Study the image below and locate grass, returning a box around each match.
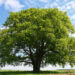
[0,70,75,75]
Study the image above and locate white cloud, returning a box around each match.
[69,33,75,37]
[58,1,75,11]
[45,1,59,9]
[56,1,75,22]
[0,0,24,11]
[57,1,75,21]
[64,0,68,2]
[50,2,58,8]
[24,0,34,8]
[71,15,75,20]
[39,0,49,3]
[24,0,40,8]
[0,26,7,30]
[71,34,75,37]
[43,0,75,12]
[0,0,3,5]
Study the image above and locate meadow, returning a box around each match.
[0,70,75,75]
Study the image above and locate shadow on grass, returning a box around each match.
[0,70,73,75]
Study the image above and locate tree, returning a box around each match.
[0,8,75,72]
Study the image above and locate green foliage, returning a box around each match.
[0,8,75,72]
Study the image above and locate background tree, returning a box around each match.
[0,8,75,72]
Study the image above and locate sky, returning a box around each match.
[0,0,75,70]
[0,0,75,26]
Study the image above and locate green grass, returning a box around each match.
[0,70,75,75]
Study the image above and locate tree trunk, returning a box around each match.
[30,48,45,73]
[32,51,45,72]
[33,61,41,73]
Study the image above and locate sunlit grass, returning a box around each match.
[0,70,75,75]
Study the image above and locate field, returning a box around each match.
[0,70,75,75]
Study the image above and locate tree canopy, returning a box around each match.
[0,8,75,72]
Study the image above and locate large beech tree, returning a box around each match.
[0,8,75,72]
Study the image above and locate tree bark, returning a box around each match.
[32,51,45,72]
[29,47,45,73]
[33,61,41,73]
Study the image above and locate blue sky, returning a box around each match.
[0,0,75,27]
